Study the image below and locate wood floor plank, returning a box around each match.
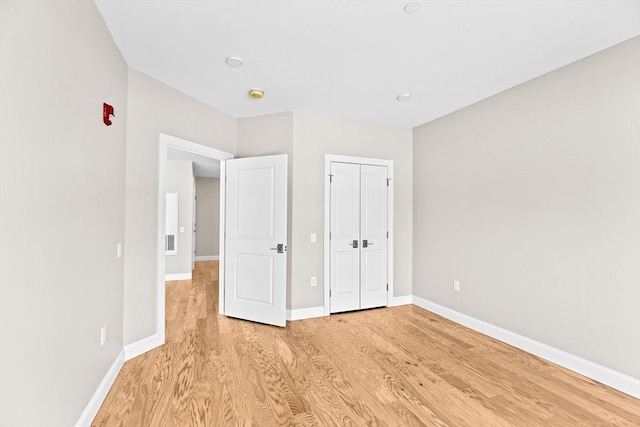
[92,261,640,426]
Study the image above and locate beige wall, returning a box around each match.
[237,112,294,157]
[165,161,194,274]
[0,1,128,425]
[124,69,236,345]
[292,112,413,309]
[413,37,640,378]
[195,177,220,257]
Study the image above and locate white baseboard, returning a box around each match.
[75,349,125,427]
[287,306,326,321]
[390,295,413,306]
[165,272,192,281]
[195,255,219,261]
[124,333,160,361]
[411,296,640,399]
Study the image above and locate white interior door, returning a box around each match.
[224,154,287,327]
[330,162,361,313]
[360,165,388,309]
[330,162,388,313]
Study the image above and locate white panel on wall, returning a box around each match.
[165,193,178,255]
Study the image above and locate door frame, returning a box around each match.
[157,133,233,343]
[323,154,394,316]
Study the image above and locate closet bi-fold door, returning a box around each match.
[330,162,388,313]
[360,165,388,309]
[330,162,361,313]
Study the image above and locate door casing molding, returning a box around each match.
[323,154,394,316]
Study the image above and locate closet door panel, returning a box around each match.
[360,165,388,309]
[330,162,361,313]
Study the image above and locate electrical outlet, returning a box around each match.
[310,276,317,287]
[100,325,106,346]
[453,280,460,292]
[117,242,122,258]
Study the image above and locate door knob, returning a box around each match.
[350,240,358,248]
[270,244,284,253]
[363,240,374,248]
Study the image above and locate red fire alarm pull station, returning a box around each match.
[103,103,114,126]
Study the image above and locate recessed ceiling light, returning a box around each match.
[396,93,412,102]
[249,88,264,99]
[404,2,420,14]
[226,56,243,67]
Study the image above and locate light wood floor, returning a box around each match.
[93,261,639,426]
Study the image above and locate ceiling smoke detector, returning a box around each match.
[396,93,412,102]
[226,56,243,67]
[404,2,420,14]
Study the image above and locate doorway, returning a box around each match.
[157,133,233,344]
[323,154,394,315]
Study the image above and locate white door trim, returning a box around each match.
[219,160,227,315]
[323,154,394,316]
[158,133,233,344]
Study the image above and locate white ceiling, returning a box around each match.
[96,0,640,129]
